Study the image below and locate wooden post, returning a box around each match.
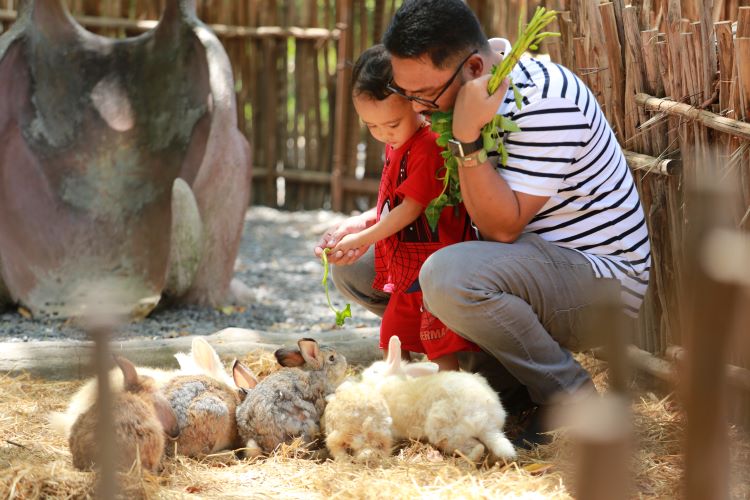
[736,38,750,121]
[715,21,735,116]
[331,0,351,212]
[89,323,118,499]
[737,7,750,37]
[623,6,649,152]
[263,2,279,206]
[700,0,716,105]
[681,182,740,500]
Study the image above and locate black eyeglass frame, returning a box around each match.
[386,49,479,109]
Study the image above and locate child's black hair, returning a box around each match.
[351,44,392,101]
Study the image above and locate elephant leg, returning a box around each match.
[0,261,10,308]
[164,178,204,299]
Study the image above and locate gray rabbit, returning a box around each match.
[232,338,347,457]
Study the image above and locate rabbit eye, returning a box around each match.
[328,355,335,362]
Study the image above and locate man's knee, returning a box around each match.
[420,246,463,293]
[419,246,464,308]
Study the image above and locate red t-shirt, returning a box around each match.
[373,125,474,294]
[374,125,480,359]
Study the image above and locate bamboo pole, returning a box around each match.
[636,93,750,140]
[249,151,678,184]
[331,0,352,212]
[623,150,681,175]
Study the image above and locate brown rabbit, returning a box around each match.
[161,373,253,457]
[68,356,180,472]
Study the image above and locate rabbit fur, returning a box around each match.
[362,336,516,463]
[50,337,236,440]
[68,356,180,472]
[161,373,250,457]
[320,356,436,463]
[321,379,393,463]
[233,338,347,457]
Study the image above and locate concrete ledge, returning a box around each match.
[0,327,381,380]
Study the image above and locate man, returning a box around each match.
[315,0,650,446]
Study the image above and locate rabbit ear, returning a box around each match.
[275,347,305,367]
[113,355,139,388]
[403,362,439,378]
[297,338,323,369]
[383,336,403,377]
[190,337,222,374]
[232,360,259,389]
[152,392,180,439]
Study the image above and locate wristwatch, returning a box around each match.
[447,138,483,158]
[447,138,488,168]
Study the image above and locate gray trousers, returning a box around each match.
[331,233,618,406]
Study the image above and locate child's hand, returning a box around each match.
[332,233,362,254]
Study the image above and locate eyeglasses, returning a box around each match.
[386,49,479,109]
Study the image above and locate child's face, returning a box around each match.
[353,94,422,150]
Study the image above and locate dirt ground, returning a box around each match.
[0,207,380,342]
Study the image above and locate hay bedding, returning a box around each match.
[1,207,749,497]
[2,353,750,499]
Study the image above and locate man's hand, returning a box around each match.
[452,74,510,143]
[313,209,375,265]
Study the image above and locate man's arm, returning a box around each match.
[451,73,549,242]
[458,165,549,242]
[332,197,423,253]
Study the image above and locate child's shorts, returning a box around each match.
[419,307,481,360]
[379,290,424,354]
[380,290,481,360]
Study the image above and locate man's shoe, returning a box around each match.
[510,404,552,450]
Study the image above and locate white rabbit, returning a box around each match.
[362,336,517,463]
[322,379,393,463]
[321,353,437,463]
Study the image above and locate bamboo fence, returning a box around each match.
[1,1,749,422]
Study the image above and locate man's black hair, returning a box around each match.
[351,44,392,101]
[383,0,489,68]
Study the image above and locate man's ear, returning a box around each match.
[465,53,485,78]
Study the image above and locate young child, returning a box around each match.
[332,44,479,371]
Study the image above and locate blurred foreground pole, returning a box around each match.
[682,175,742,500]
[91,321,118,499]
[575,280,633,500]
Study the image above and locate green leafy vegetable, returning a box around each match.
[321,248,352,327]
[425,7,560,231]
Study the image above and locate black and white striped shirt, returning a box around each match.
[495,57,650,316]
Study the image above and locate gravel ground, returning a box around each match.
[0,207,380,342]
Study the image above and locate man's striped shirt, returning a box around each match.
[493,56,650,316]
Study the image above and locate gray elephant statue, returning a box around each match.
[0,0,252,318]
